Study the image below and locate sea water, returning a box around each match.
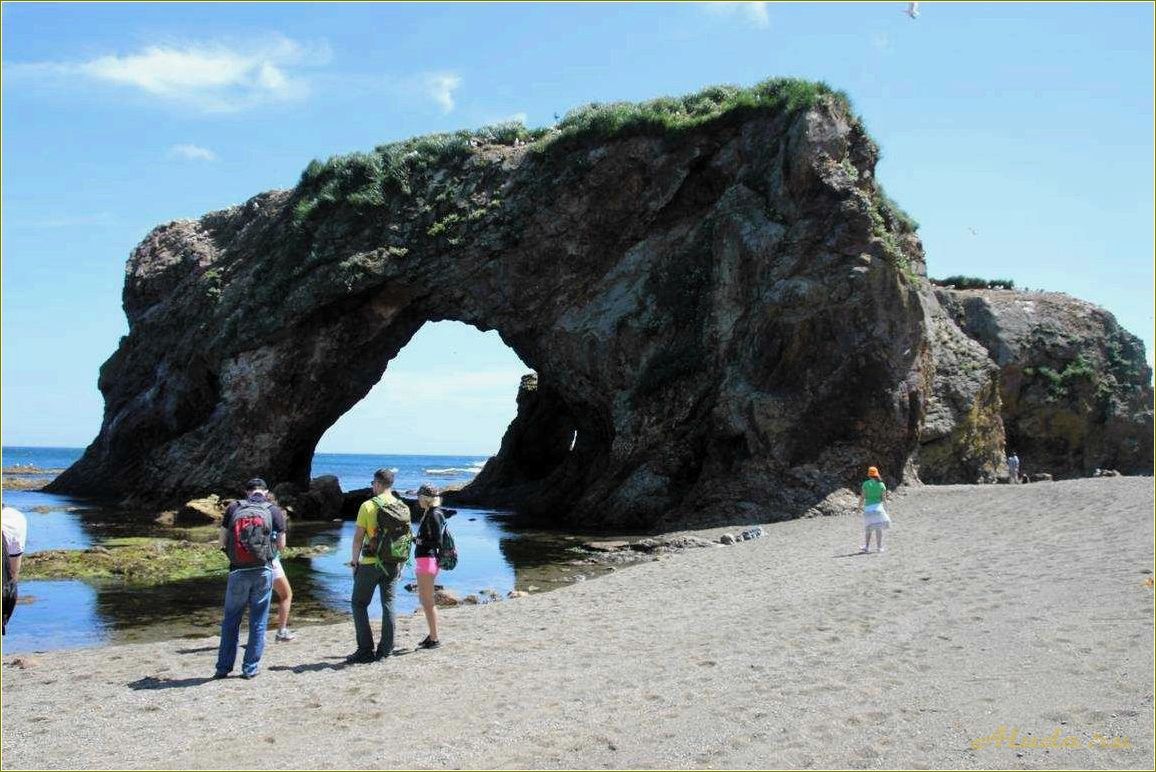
[1,447,594,653]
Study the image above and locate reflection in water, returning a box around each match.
[4,581,105,652]
[1,502,615,653]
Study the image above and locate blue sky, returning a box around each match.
[2,1,1153,455]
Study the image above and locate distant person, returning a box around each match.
[347,468,412,664]
[858,466,891,554]
[264,491,295,642]
[1007,452,1020,484]
[214,478,286,680]
[2,505,28,635]
[413,484,448,650]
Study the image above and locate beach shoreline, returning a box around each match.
[2,477,1152,770]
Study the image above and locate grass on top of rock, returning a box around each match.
[289,78,853,229]
[931,276,1016,290]
[291,121,548,227]
[541,77,851,154]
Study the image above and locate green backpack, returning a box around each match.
[363,495,413,565]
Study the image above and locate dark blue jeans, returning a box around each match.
[215,567,273,677]
[351,562,400,657]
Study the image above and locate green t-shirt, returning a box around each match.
[861,479,886,506]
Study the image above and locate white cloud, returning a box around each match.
[422,72,462,113]
[8,35,328,112]
[704,2,770,29]
[168,143,218,162]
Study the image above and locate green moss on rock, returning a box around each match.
[24,539,330,586]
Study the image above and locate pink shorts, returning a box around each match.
[415,557,439,576]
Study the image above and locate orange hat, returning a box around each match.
[867,466,880,478]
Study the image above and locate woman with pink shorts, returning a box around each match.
[413,484,447,650]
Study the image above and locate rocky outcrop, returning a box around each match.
[915,298,1007,483]
[451,374,577,507]
[936,289,1153,478]
[45,79,1149,529]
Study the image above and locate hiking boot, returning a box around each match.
[345,650,375,665]
[418,638,441,650]
[275,628,296,642]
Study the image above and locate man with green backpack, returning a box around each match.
[347,468,413,664]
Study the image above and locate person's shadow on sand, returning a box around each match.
[269,649,416,674]
[174,645,217,654]
[833,551,874,558]
[128,675,217,690]
[269,661,348,674]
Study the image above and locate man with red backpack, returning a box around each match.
[214,477,286,680]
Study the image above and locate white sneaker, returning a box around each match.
[275,628,296,642]
[877,547,886,553]
[859,546,870,554]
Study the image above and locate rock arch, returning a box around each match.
[50,83,1009,528]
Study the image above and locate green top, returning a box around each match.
[861,479,886,506]
[355,493,402,566]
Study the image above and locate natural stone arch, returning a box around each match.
[50,81,1007,528]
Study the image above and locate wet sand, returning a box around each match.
[2,477,1152,770]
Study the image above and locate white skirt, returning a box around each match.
[863,503,891,528]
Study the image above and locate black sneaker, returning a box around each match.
[418,638,441,650]
[345,650,375,665]
[374,649,391,661]
[212,671,229,679]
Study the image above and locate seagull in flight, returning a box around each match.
[968,227,979,236]
[905,2,920,19]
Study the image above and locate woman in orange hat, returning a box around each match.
[858,466,891,553]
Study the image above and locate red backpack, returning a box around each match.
[226,500,274,568]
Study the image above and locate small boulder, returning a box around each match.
[434,589,460,607]
[342,488,372,517]
[289,476,345,520]
[739,527,765,541]
[719,533,737,545]
[662,535,716,550]
[584,540,631,552]
[507,590,529,599]
[463,594,480,605]
[1029,473,1053,483]
[177,495,225,525]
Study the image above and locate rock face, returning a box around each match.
[936,289,1153,478]
[46,80,1150,529]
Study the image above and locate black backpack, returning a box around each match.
[437,522,458,571]
[225,500,274,568]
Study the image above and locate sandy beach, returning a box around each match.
[2,477,1152,770]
